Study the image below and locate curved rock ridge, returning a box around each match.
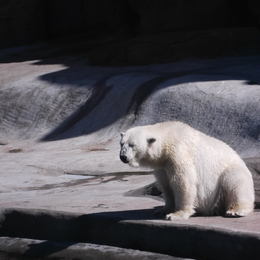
[1,55,259,158]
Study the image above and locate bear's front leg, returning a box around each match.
[166,209,195,221]
[153,169,175,217]
[165,168,196,221]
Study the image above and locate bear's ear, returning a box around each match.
[120,132,125,137]
[147,137,156,144]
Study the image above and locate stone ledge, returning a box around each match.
[0,208,260,260]
[0,237,180,260]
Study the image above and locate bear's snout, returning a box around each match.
[120,154,130,164]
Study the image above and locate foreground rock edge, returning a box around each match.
[0,237,181,260]
[0,208,260,260]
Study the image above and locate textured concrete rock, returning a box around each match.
[0,237,181,260]
[0,52,260,161]
[245,157,260,206]
[245,157,260,176]
[0,207,260,260]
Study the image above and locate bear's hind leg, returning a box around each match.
[221,165,254,217]
[153,169,175,217]
[226,204,253,217]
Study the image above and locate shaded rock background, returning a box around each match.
[1,0,260,47]
[0,1,260,66]
[1,0,260,66]
[1,55,259,156]
[0,53,260,177]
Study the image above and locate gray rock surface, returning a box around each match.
[0,237,183,260]
[1,51,260,157]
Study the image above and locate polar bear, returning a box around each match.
[119,121,254,220]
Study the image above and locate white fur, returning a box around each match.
[120,121,254,220]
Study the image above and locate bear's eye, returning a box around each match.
[129,143,135,148]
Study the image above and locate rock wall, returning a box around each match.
[0,1,260,168]
[129,0,250,33]
[1,53,260,158]
[0,0,259,48]
[0,0,46,48]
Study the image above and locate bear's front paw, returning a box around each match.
[165,210,193,221]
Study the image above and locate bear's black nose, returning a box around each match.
[120,155,129,163]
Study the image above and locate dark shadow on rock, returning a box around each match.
[0,208,192,259]
[1,34,260,147]
[41,76,114,141]
[83,208,160,221]
[39,61,260,141]
[24,240,76,259]
[40,72,182,141]
[1,207,259,260]
[245,157,260,208]
[125,181,163,203]
[0,208,161,242]
[246,80,260,85]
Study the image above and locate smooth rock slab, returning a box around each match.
[0,237,183,260]
[0,208,260,260]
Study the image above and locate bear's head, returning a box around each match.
[119,127,156,167]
